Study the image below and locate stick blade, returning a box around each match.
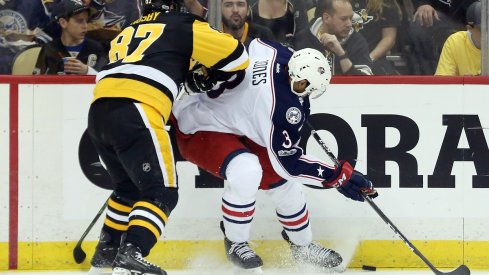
[73,245,86,264]
[442,265,470,275]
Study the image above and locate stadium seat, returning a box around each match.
[11,45,42,75]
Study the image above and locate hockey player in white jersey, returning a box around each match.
[172,38,378,273]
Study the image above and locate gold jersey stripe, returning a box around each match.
[108,198,132,213]
[133,201,168,224]
[191,21,240,69]
[93,77,173,122]
[139,103,177,188]
[104,217,129,231]
[129,219,161,240]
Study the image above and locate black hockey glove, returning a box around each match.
[182,63,240,96]
[182,64,216,95]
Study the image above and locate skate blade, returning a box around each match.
[88,266,111,275]
[329,264,346,273]
[112,267,163,275]
[294,263,346,273]
[233,266,263,275]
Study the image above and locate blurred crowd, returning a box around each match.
[0,0,484,76]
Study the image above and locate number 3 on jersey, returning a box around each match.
[109,23,165,64]
[282,130,292,148]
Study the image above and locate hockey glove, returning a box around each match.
[323,161,378,202]
[337,171,378,201]
[182,64,216,95]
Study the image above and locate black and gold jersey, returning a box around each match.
[93,11,249,122]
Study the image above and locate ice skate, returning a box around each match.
[225,237,264,274]
[221,221,263,274]
[89,231,118,274]
[112,242,167,275]
[282,230,343,271]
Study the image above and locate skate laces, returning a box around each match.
[293,242,338,265]
[134,250,160,268]
[229,242,257,260]
[307,242,333,260]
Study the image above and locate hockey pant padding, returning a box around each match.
[267,181,312,246]
[222,153,262,243]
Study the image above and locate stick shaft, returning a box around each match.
[362,194,439,273]
[73,200,108,263]
[304,120,440,274]
[82,200,107,240]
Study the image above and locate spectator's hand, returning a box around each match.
[63,58,89,75]
[0,0,10,6]
[412,4,439,27]
[319,33,344,56]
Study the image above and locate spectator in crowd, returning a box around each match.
[35,0,108,75]
[351,0,402,75]
[42,0,140,54]
[221,0,274,46]
[0,0,51,74]
[449,0,478,25]
[248,0,309,45]
[435,0,481,76]
[407,0,476,75]
[293,0,373,75]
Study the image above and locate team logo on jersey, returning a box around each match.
[286,107,302,125]
[142,163,151,172]
[352,9,373,32]
[0,9,28,34]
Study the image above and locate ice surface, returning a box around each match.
[0,268,485,275]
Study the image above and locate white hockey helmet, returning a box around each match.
[288,48,331,99]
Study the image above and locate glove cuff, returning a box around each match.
[323,161,353,188]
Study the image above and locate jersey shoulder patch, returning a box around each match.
[285,107,302,125]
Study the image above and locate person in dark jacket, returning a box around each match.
[293,0,373,75]
[248,0,309,46]
[407,0,477,75]
[35,0,107,75]
[222,0,275,47]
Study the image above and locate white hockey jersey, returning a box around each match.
[172,39,336,188]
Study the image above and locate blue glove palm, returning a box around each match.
[337,171,378,202]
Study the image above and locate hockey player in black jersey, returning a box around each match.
[87,0,249,274]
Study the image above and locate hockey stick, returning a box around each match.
[73,200,108,264]
[305,120,470,275]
